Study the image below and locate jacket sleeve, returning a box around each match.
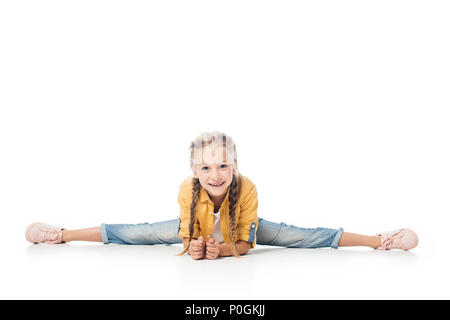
[236,185,259,248]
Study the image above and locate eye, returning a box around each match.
[220,164,228,169]
[201,166,209,170]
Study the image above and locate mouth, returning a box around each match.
[209,181,225,188]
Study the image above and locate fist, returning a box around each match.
[206,237,220,260]
[189,236,206,260]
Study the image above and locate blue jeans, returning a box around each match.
[100,218,344,249]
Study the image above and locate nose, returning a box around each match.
[211,167,220,180]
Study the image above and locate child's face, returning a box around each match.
[191,145,237,200]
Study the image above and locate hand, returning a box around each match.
[189,236,206,260]
[206,238,220,260]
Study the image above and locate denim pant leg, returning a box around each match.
[100,218,183,245]
[256,217,344,249]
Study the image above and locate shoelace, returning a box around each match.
[381,230,403,249]
[40,226,61,242]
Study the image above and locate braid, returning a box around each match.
[228,174,241,258]
[177,177,201,256]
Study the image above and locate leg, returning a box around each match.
[61,218,183,245]
[99,218,183,245]
[338,232,381,248]
[256,217,343,248]
[256,218,381,249]
[62,227,102,242]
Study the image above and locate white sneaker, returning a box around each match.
[25,222,65,244]
[375,228,418,250]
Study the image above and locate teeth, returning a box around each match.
[210,182,223,186]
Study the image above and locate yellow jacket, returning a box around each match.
[177,173,258,248]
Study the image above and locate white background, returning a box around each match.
[1,1,449,299]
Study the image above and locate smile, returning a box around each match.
[209,181,225,187]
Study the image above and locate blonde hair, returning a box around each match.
[177,131,241,258]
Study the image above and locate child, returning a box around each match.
[25,131,418,259]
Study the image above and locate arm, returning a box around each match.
[235,183,259,250]
[178,179,201,243]
[218,240,251,257]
